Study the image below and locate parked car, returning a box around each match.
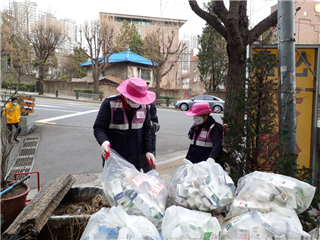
[174,95,225,113]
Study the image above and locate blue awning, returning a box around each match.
[80,49,156,66]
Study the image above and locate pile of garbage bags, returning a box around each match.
[96,151,318,240]
[101,150,168,228]
[80,206,161,240]
[168,159,235,213]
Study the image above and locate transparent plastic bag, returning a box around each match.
[227,171,316,218]
[308,227,320,240]
[221,207,311,240]
[160,205,222,240]
[101,149,168,228]
[168,159,235,213]
[80,206,161,240]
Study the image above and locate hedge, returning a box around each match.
[73,88,104,95]
[1,81,36,92]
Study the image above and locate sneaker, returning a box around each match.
[14,138,19,143]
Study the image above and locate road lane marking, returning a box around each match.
[35,108,79,112]
[36,109,98,122]
[35,121,56,124]
[156,155,186,165]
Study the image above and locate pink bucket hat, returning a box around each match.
[186,102,216,116]
[116,77,156,105]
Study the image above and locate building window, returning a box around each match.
[136,28,142,38]
[140,69,151,80]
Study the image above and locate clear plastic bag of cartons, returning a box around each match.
[160,205,222,240]
[221,207,311,240]
[168,159,236,213]
[226,171,316,218]
[80,206,161,240]
[101,149,168,228]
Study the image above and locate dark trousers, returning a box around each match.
[7,123,21,140]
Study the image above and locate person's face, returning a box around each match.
[126,98,140,108]
[193,114,208,125]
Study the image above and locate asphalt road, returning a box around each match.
[16,97,224,188]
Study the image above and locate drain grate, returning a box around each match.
[6,137,40,181]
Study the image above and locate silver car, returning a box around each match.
[174,95,225,113]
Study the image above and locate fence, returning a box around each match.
[56,90,103,101]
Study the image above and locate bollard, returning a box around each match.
[166,98,170,107]
[76,92,79,100]
[55,90,58,97]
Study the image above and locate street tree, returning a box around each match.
[22,12,66,95]
[197,4,227,91]
[79,18,117,94]
[189,0,277,111]
[115,20,144,56]
[1,3,32,83]
[143,27,186,98]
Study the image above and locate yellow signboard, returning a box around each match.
[253,47,317,168]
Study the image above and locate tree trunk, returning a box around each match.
[224,42,246,112]
[155,69,161,99]
[93,67,99,94]
[38,64,45,95]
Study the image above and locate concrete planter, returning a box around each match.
[20,116,36,136]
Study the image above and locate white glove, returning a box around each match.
[101,141,111,160]
[206,157,215,163]
[146,152,156,169]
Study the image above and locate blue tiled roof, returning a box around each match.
[80,49,156,66]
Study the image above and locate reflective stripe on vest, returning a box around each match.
[190,123,215,148]
[109,99,146,130]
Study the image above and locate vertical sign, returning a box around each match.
[253,46,317,169]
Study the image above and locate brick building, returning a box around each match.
[99,12,186,89]
[271,0,320,44]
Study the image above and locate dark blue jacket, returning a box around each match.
[93,94,152,170]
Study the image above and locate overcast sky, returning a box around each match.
[2,0,279,36]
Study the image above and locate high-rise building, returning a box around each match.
[180,34,199,74]
[11,0,37,31]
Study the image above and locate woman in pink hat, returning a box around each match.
[93,77,157,170]
[185,102,224,166]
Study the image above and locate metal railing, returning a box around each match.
[56,90,103,101]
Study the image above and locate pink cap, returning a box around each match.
[185,102,216,116]
[116,77,156,105]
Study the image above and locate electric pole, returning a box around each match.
[277,0,297,175]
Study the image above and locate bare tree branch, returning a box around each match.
[189,0,228,40]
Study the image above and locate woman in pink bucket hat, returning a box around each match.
[185,102,224,166]
[93,77,157,170]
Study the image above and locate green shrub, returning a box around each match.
[1,81,35,92]
[73,88,104,95]
[60,75,70,81]
[160,95,175,99]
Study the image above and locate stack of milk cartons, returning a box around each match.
[226,171,316,218]
[168,159,235,213]
[101,150,168,228]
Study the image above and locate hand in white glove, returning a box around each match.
[206,157,215,163]
[101,141,111,160]
[146,152,156,169]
